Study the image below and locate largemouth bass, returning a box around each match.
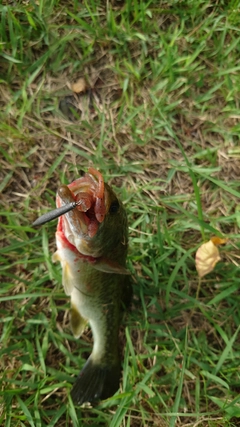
[52,168,131,405]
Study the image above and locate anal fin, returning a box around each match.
[70,303,88,338]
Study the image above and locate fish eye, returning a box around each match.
[109,199,119,214]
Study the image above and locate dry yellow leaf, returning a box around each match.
[195,240,221,278]
[210,236,227,246]
[71,78,87,94]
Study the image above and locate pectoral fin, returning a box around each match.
[93,258,130,275]
[52,250,60,263]
[62,262,75,295]
[52,251,74,295]
[71,303,88,338]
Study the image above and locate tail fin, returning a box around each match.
[71,357,121,405]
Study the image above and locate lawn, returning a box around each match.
[1,1,240,426]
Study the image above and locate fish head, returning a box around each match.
[55,168,128,265]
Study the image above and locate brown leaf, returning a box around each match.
[195,240,221,278]
[71,78,87,94]
[210,236,227,246]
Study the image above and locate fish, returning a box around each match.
[52,167,132,405]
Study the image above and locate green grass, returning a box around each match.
[1,1,240,426]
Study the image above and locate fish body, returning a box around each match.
[52,168,131,405]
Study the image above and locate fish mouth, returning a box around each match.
[56,168,106,256]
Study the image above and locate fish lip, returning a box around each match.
[56,169,105,253]
[62,212,89,246]
[57,188,89,239]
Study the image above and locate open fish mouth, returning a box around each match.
[56,168,106,252]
